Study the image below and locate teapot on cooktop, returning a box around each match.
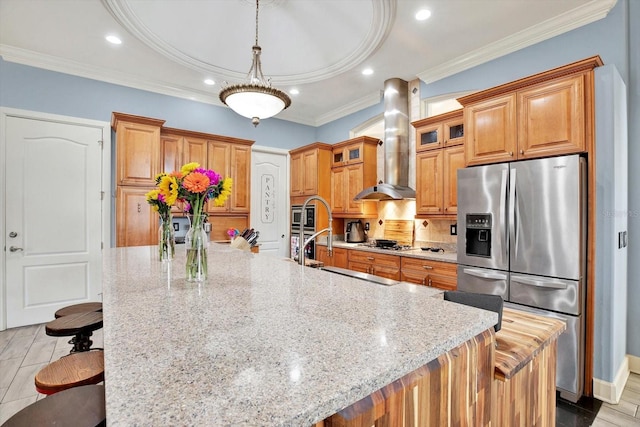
[346,220,366,243]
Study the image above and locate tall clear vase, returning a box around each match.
[185,214,208,282]
[158,213,175,262]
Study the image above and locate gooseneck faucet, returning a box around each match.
[298,195,333,266]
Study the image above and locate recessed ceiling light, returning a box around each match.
[415,9,431,21]
[105,35,122,45]
[362,68,374,76]
[289,88,299,95]
[204,79,215,86]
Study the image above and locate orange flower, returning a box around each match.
[169,171,183,179]
[182,172,210,194]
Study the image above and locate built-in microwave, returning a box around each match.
[291,204,315,230]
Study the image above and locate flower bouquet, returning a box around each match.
[176,162,232,282]
[145,173,179,261]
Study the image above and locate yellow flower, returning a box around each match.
[214,178,232,206]
[154,172,167,184]
[181,162,200,175]
[158,175,179,206]
[145,189,160,202]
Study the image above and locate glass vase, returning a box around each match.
[158,213,175,262]
[185,214,209,282]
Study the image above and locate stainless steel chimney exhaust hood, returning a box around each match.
[355,78,415,200]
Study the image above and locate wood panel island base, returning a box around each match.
[101,245,563,425]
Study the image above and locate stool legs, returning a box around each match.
[70,330,94,353]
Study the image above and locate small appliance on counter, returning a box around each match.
[346,220,366,243]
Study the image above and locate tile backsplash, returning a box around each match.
[344,200,457,249]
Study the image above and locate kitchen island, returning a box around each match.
[101,244,497,425]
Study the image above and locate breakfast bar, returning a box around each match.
[101,244,497,425]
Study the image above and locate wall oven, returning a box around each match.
[291,204,316,260]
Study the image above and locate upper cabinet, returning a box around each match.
[330,136,379,218]
[413,109,464,152]
[206,139,252,214]
[289,143,333,199]
[112,113,165,186]
[412,110,465,218]
[458,57,602,166]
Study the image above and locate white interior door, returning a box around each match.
[250,147,289,257]
[4,114,104,328]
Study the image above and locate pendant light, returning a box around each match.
[219,0,291,126]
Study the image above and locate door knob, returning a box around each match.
[9,232,17,238]
[281,234,285,238]
[9,246,23,252]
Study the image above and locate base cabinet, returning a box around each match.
[316,247,348,269]
[116,186,158,247]
[347,250,400,280]
[400,257,457,290]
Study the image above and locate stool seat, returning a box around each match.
[3,384,105,426]
[46,312,103,353]
[55,302,103,318]
[35,350,104,395]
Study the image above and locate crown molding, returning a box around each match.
[314,90,383,127]
[417,0,617,84]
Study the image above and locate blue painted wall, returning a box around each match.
[0,58,316,150]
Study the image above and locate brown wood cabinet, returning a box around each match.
[113,113,254,246]
[413,109,464,152]
[115,186,158,247]
[316,246,348,269]
[401,257,457,290]
[113,113,165,186]
[330,136,378,218]
[413,111,465,218]
[348,249,400,280]
[289,143,332,198]
[460,69,592,166]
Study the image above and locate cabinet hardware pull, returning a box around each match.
[509,152,514,156]
[428,279,432,286]
[367,257,374,261]
[422,265,433,269]
[520,149,524,154]
[137,203,141,213]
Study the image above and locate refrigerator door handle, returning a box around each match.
[463,268,508,281]
[509,168,517,259]
[511,276,568,290]
[500,169,508,265]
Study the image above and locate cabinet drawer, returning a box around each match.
[401,257,456,276]
[349,250,401,269]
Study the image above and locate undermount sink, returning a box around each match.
[319,266,399,286]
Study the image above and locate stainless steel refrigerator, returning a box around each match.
[457,154,586,402]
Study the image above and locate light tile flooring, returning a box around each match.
[0,323,103,424]
[0,323,639,425]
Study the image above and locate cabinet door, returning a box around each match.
[184,137,208,166]
[400,268,429,286]
[465,94,517,166]
[429,274,457,291]
[416,123,444,152]
[290,152,303,196]
[302,149,319,195]
[230,144,251,213]
[347,260,371,275]
[116,186,157,247]
[332,247,349,269]
[316,246,330,266]
[443,118,464,147]
[443,145,465,215]
[116,121,161,186]
[416,150,443,215]
[331,167,346,213]
[518,74,586,158]
[161,134,183,174]
[345,164,365,214]
[207,141,230,212]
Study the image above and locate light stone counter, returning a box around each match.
[319,240,458,263]
[102,244,496,426]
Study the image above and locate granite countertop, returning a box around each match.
[101,244,495,426]
[319,240,458,263]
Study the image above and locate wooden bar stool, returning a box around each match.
[3,384,105,426]
[35,350,104,395]
[45,311,103,353]
[55,302,103,318]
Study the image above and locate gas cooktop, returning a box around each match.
[357,242,414,251]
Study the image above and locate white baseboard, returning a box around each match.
[593,356,630,403]
[629,354,640,373]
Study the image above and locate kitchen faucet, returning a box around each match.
[298,195,332,266]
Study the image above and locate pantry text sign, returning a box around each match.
[261,174,275,223]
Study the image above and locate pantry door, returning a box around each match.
[250,147,289,257]
[2,110,108,328]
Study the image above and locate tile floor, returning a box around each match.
[1,323,639,425]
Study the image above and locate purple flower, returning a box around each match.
[196,168,221,186]
[158,193,166,203]
[183,202,191,212]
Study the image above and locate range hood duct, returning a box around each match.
[355,78,415,200]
